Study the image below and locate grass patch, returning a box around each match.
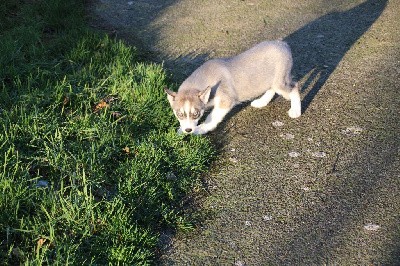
[0,0,214,264]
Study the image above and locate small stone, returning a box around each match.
[166,172,177,180]
[229,157,238,163]
[311,151,327,158]
[245,221,251,226]
[289,151,300,158]
[36,180,49,188]
[263,215,273,221]
[364,223,380,231]
[235,260,246,266]
[301,186,311,191]
[272,120,284,127]
[280,133,294,140]
[342,126,363,136]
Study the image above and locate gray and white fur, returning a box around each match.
[165,40,301,135]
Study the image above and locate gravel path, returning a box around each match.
[89,0,400,264]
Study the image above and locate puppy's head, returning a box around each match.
[165,87,211,133]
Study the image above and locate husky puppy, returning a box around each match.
[165,40,301,135]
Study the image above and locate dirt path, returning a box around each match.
[89,0,400,264]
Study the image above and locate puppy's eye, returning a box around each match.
[192,110,200,119]
[176,111,185,119]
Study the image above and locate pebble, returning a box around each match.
[272,120,284,127]
[263,215,273,221]
[288,151,300,158]
[166,172,177,180]
[36,180,49,188]
[235,261,246,266]
[311,151,327,158]
[364,223,380,231]
[245,221,251,226]
[229,157,238,163]
[342,126,363,136]
[280,133,294,140]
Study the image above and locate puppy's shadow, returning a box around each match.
[283,0,387,111]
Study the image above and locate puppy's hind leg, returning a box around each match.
[274,82,301,118]
[287,83,301,118]
[251,89,275,108]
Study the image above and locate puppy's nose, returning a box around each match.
[185,128,192,133]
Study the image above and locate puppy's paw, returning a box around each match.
[193,124,209,135]
[288,108,301,118]
[250,99,267,108]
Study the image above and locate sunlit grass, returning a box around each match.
[0,0,214,264]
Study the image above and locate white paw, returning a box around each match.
[193,124,209,135]
[288,108,301,118]
[250,99,267,108]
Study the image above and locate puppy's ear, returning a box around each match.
[198,86,211,104]
[164,87,177,106]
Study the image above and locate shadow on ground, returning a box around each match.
[284,0,387,112]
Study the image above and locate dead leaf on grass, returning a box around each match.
[111,111,122,118]
[122,146,130,154]
[36,238,48,252]
[93,95,118,113]
[62,96,70,106]
[93,100,109,113]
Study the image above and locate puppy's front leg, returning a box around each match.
[194,107,231,135]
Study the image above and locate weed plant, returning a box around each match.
[0,0,214,264]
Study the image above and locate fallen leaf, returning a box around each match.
[37,238,47,249]
[103,95,118,103]
[93,100,109,112]
[111,111,122,118]
[122,147,130,154]
[62,96,69,106]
